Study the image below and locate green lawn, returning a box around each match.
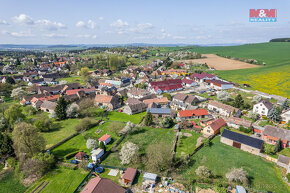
[0,171,27,193]
[176,130,202,158]
[106,111,145,124]
[279,148,290,157]
[52,121,124,158]
[41,119,83,149]
[179,137,289,193]
[98,168,121,185]
[102,127,176,168]
[25,167,88,193]
[56,76,84,85]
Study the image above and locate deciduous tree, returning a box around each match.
[120,142,139,165]
[226,168,248,184]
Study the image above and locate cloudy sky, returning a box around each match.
[0,0,289,44]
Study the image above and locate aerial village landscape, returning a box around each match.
[0,1,289,193]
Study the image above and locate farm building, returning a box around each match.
[98,134,112,145]
[207,100,241,117]
[225,117,252,129]
[202,118,226,136]
[94,95,120,110]
[281,109,290,124]
[190,72,217,82]
[221,129,264,155]
[40,100,57,114]
[81,177,126,193]
[91,148,104,163]
[205,79,234,90]
[263,125,290,148]
[149,79,183,94]
[122,167,137,185]
[147,108,175,118]
[178,109,208,120]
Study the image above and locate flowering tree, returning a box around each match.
[119,142,139,165]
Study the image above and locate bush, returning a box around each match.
[7,157,17,168]
[239,126,252,133]
[34,118,53,132]
[75,118,92,132]
[287,173,290,182]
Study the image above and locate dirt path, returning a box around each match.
[178,54,260,70]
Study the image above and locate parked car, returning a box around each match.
[70,160,78,164]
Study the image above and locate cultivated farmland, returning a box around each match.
[178,54,260,70]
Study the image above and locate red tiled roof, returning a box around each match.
[98,134,111,141]
[182,78,194,84]
[179,109,208,117]
[38,95,59,102]
[208,118,226,132]
[190,72,216,79]
[95,95,113,103]
[75,152,86,158]
[143,97,169,104]
[123,168,137,181]
[66,88,95,95]
[81,177,125,193]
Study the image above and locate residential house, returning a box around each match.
[253,99,273,116]
[171,93,200,110]
[225,117,252,129]
[123,100,147,115]
[143,97,169,107]
[127,88,155,100]
[161,68,189,76]
[281,109,290,124]
[190,72,217,82]
[40,100,57,114]
[147,108,175,118]
[263,125,290,148]
[98,134,111,145]
[102,69,112,76]
[91,148,104,163]
[178,109,208,120]
[221,129,264,155]
[81,177,126,193]
[205,79,234,90]
[207,100,241,117]
[202,118,226,136]
[94,95,120,110]
[122,168,137,185]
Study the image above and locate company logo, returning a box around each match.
[249,9,277,22]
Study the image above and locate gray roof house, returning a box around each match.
[147,108,175,118]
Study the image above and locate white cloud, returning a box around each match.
[173,36,186,40]
[0,20,9,25]
[36,19,66,31]
[43,33,67,38]
[12,14,34,25]
[129,23,154,33]
[98,17,104,21]
[110,19,129,28]
[76,34,91,38]
[92,35,97,39]
[2,30,34,37]
[76,20,97,29]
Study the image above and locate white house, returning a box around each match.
[253,99,273,116]
[98,134,111,145]
[281,109,290,124]
[91,148,104,163]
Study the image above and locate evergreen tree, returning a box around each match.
[55,97,68,120]
[15,58,21,66]
[274,139,282,153]
[161,117,174,128]
[0,132,13,157]
[268,107,281,123]
[99,141,106,151]
[33,59,37,66]
[282,99,289,111]
[144,111,153,126]
[233,94,244,108]
[5,77,15,84]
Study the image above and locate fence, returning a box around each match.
[73,168,94,193]
[45,119,102,152]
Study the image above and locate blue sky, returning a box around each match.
[0,0,289,44]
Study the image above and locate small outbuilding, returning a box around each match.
[236,185,247,193]
[143,172,157,183]
[122,167,137,185]
[75,152,87,161]
[98,134,112,145]
[91,148,104,163]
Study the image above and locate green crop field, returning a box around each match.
[164,42,290,97]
